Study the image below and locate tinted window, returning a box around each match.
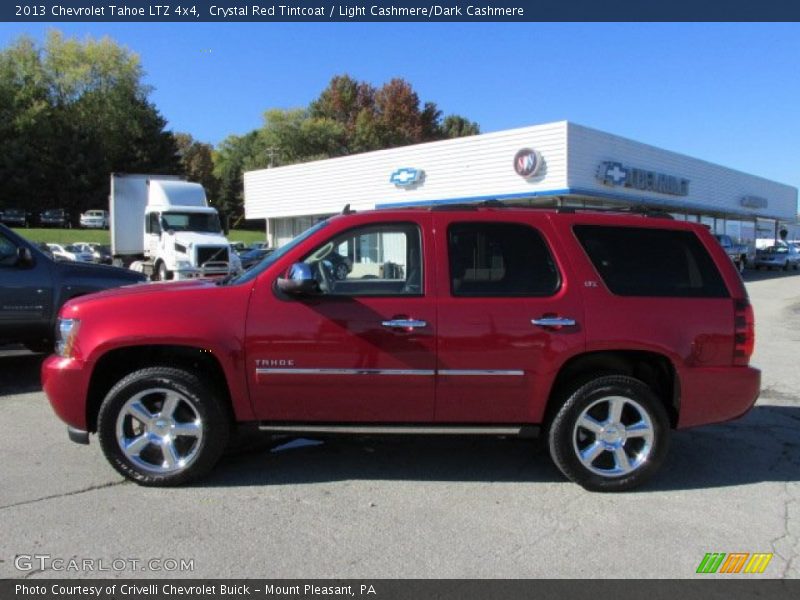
[304,223,423,296]
[574,225,728,298]
[448,222,559,297]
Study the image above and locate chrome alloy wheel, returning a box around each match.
[572,395,654,477]
[115,388,204,474]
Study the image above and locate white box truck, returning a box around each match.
[110,173,241,281]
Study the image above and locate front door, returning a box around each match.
[0,232,53,344]
[246,217,437,422]
[433,214,585,423]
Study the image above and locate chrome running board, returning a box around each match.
[257,423,539,437]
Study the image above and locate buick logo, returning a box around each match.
[513,148,542,178]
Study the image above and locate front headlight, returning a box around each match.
[175,260,193,270]
[55,318,80,358]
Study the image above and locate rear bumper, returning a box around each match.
[677,365,761,428]
[41,355,91,431]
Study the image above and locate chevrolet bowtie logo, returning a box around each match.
[390,168,423,187]
[598,161,628,186]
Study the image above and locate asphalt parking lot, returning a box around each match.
[0,268,798,579]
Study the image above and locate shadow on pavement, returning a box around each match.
[204,404,800,492]
[0,349,45,396]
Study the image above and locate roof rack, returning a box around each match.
[429,199,506,211]
[427,200,673,219]
[557,205,674,219]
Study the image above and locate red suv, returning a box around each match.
[42,206,759,491]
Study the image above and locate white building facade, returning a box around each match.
[244,121,798,247]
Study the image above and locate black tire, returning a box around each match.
[154,261,172,282]
[97,366,230,486]
[783,261,790,271]
[548,375,670,492]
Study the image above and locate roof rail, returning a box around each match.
[557,205,674,219]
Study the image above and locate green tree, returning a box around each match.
[0,31,180,218]
[175,132,219,204]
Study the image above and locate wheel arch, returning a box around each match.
[545,350,679,428]
[85,344,235,433]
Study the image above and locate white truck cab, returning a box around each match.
[111,174,241,280]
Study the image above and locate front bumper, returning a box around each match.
[41,355,91,432]
[677,365,761,428]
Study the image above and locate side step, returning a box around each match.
[257,423,539,438]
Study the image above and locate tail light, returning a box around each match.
[733,298,754,366]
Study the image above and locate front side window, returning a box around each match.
[0,232,18,267]
[303,223,423,296]
[448,222,560,297]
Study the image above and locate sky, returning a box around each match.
[0,22,798,197]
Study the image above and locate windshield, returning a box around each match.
[226,219,330,285]
[161,212,221,233]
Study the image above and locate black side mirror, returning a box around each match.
[277,263,320,295]
[16,246,33,268]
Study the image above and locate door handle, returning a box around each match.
[531,317,576,328]
[382,319,427,330]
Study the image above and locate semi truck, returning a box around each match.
[110,174,241,281]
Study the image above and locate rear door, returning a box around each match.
[433,213,585,423]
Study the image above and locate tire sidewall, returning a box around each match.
[97,367,229,486]
[548,375,670,492]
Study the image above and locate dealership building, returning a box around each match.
[243,121,798,247]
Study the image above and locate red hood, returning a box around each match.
[64,279,217,308]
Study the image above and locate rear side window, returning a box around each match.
[448,222,560,297]
[574,225,728,298]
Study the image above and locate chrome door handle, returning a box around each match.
[382,319,427,329]
[531,317,576,327]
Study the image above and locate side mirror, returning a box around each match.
[16,246,33,268]
[277,263,320,295]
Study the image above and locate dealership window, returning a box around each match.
[303,223,422,296]
[448,222,560,297]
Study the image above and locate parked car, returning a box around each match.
[230,241,248,254]
[325,251,353,280]
[39,208,70,228]
[713,234,754,273]
[753,245,800,271]
[70,242,112,265]
[238,246,274,270]
[64,244,95,263]
[0,223,146,352]
[80,209,109,229]
[0,207,28,227]
[42,207,758,491]
[45,243,76,262]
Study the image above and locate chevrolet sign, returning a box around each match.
[390,168,424,187]
[597,161,689,197]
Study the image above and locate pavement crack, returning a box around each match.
[770,481,799,578]
[0,480,127,511]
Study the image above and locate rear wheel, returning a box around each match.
[97,367,230,486]
[548,375,670,492]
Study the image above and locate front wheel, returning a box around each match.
[154,261,173,281]
[97,367,230,486]
[548,375,670,492]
